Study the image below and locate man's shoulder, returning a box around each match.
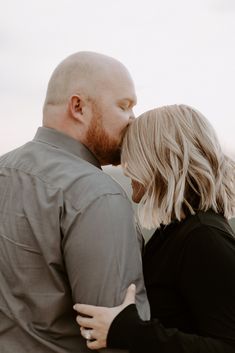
[0,140,129,207]
[0,144,30,171]
[66,166,129,211]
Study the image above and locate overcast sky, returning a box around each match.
[1,0,235,157]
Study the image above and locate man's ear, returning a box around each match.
[68,95,85,122]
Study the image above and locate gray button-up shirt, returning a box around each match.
[0,127,150,353]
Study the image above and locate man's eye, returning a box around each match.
[120,106,126,111]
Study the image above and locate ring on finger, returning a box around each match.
[83,329,93,341]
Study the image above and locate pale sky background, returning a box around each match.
[1,0,235,157]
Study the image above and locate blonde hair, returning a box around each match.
[121,104,235,229]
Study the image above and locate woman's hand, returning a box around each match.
[73,284,136,350]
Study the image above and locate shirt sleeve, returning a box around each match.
[106,226,235,353]
[62,193,150,352]
[107,304,235,353]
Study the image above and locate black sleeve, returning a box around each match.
[107,304,235,353]
[107,226,235,353]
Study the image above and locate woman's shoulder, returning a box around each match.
[178,210,235,269]
[178,209,235,241]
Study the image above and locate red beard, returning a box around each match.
[85,106,122,166]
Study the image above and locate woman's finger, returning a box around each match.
[76,315,94,328]
[87,338,106,350]
[73,303,100,316]
[80,327,105,342]
[80,327,107,350]
[80,327,96,339]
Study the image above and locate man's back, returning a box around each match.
[0,127,149,352]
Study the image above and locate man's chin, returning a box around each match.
[110,157,121,167]
[108,152,121,166]
[98,148,121,166]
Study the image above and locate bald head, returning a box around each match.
[43,51,132,110]
[42,52,136,165]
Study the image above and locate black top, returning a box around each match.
[108,210,235,352]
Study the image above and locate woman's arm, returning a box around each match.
[74,225,235,353]
[74,284,235,353]
[106,304,235,353]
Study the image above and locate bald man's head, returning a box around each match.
[43,51,132,109]
[42,51,136,165]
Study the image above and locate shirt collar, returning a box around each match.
[33,127,101,169]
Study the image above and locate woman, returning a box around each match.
[74,104,235,353]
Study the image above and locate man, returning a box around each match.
[0,52,150,352]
